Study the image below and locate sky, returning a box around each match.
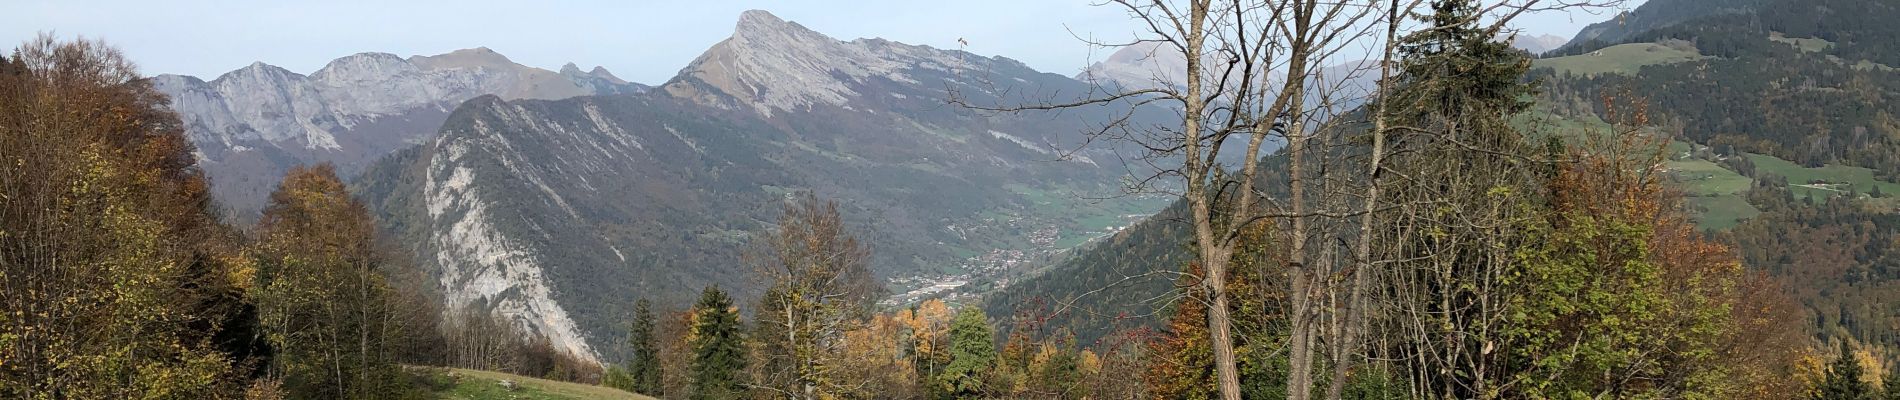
[3,0,1641,84]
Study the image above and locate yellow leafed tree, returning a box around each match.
[0,35,252,399]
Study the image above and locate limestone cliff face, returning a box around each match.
[153,48,646,219]
[414,96,624,362]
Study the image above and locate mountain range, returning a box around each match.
[146,0,1900,364]
[346,10,1176,361]
[153,48,646,220]
[1077,34,1559,103]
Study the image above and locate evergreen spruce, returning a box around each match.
[628,298,662,395]
[1885,365,1900,400]
[1393,0,1536,125]
[1816,343,1873,400]
[689,286,748,400]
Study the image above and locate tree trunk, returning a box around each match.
[1324,2,1400,398]
[1284,72,1316,400]
[1204,251,1244,400]
[1175,2,1242,399]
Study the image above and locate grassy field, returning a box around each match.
[424,368,654,400]
[1532,42,1705,76]
[1662,151,1900,229]
[1743,153,1900,200]
[1686,195,1761,231]
[1656,151,1900,229]
[1667,159,1754,196]
[1666,158,1761,230]
[1764,32,1897,71]
[1769,32,1833,53]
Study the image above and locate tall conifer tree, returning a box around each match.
[628,298,662,395]
[1816,343,1873,400]
[688,286,747,400]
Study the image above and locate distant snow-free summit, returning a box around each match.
[153,48,646,220]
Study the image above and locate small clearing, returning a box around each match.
[1533,42,1704,77]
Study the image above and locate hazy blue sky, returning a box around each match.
[3,1,1640,84]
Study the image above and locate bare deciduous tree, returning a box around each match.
[958,1,1621,399]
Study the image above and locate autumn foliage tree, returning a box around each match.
[0,35,257,399]
[831,309,927,399]
[656,307,698,398]
[1503,140,1743,397]
[1361,1,1809,396]
[0,34,455,400]
[750,193,879,399]
[1148,222,1290,400]
[251,164,428,398]
[899,299,956,397]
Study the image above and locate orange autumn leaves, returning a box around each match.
[1526,119,1810,398]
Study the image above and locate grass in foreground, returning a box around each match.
[419,368,655,400]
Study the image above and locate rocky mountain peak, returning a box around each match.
[312,52,419,83]
[155,46,647,222]
[562,62,631,84]
[329,51,407,67]
[587,66,628,85]
[670,9,974,116]
[1077,42,1190,90]
[409,47,518,70]
[224,61,301,82]
[733,10,828,45]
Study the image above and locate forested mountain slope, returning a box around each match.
[1556,0,1769,52]
[1540,0,1900,176]
[981,200,1192,343]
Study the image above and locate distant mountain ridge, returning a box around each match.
[1075,41,1193,92]
[1076,43,1379,99]
[1510,33,1569,55]
[153,48,646,220]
